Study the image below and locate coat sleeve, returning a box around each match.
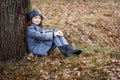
[27,27,54,41]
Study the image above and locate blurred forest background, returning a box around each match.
[0,0,120,80]
[31,0,120,47]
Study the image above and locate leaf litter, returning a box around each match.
[0,0,120,80]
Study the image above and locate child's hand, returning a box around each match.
[54,30,64,37]
[58,30,63,36]
[54,31,59,36]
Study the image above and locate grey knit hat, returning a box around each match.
[29,9,43,20]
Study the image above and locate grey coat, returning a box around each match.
[27,24,55,56]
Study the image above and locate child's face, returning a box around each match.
[31,15,41,25]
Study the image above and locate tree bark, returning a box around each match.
[0,0,31,61]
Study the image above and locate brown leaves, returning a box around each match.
[0,0,120,80]
[39,0,120,47]
[0,47,120,79]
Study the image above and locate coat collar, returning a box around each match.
[31,24,44,31]
[31,24,43,28]
[31,24,40,27]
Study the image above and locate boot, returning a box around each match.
[58,45,72,57]
[65,44,82,55]
[58,44,82,57]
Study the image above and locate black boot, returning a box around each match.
[65,44,82,55]
[58,44,82,57]
[58,45,72,57]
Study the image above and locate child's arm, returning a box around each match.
[27,27,54,41]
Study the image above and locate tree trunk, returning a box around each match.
[0,0,31,61]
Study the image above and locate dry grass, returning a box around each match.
[0,0,120,80]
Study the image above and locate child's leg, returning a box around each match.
[53,37,63,47]
[53,36,82,57]
[54,36,68,47]
[59,36,69,45]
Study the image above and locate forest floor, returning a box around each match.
[0,0,120,80]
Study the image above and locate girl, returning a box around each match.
[27,9,82,59]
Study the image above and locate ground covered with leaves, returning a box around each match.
[0,0,120,80]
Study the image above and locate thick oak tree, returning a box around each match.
[0,0,31,60]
